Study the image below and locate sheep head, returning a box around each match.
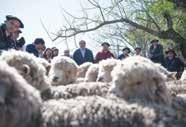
[110,56,172,105]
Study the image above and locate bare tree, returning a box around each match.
[52,0,186,59]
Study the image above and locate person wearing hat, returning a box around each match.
[164,49,184,79]
[73,40,94,65]
[134,47,142,56]
[118,47,130,60]
[0,15,24,51]
[95,42,115,63]
[26,38,46,57]
[148,39,164,65]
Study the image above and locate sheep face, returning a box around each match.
[110,56,171,104]
[0,50,50,92]
[49,56,78,86]
[0,61,42,127]
[97,59,119,82]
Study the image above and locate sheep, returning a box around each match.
[40,56,186,127]
[110,56,172,104]
[84,64,99,82]
[49,56,78,86]
[97,59,120,82]
[40,95,186,127]
[37,57,51,76]
[0,50,50,92]
[181,70,186,81]
[77,62,93,78]
[0,61,42,127]
[41,82,111,100]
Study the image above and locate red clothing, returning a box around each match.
[95,50,115,63]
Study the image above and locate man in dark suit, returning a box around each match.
[73,40,94,65]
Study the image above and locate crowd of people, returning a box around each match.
[0,15,185,79]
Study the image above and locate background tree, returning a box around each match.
[52,0,186,59]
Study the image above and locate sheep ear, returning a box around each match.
[167,72,177,81]
[22,64,30,75]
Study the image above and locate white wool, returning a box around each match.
[49,56,78,86]
[181,70,186,81]
[97,59,120,82]
[0,50,50,92]
[84,64,99,82]
[77,62,93,78]
[110,56,172,104]
[0,61,42,127]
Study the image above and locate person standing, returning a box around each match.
[73,40,94,65]
[95,42,115,63]
[26,38,45,57]
[0,15,24,51]
[148,39,164,65]
[118,47,131,60]
[164,49,184,79]
[134,47,142,56]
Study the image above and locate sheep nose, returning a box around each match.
[97,77,104,82]
[52,76,59,82]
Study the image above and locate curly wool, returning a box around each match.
[40,95,185,127]
[0,50,50,92]
[49,56,78,86]
[97,59,120,82]
[42,82,111,100]
[110,56,172,105]
[84,64,99,82]
[77,62,93,78]
[0,61,42,127]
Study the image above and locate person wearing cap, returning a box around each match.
[0,15,24,51]
[73,40,94,65]
[164,49,184,79]
[148,39,164,65]
[118,47,130,60]
[95,42,115,63]
[134,47,142,56]
[63,49,72,58]
[26,38,45,57]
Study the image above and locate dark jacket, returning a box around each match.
[26,44,39,57]
[118,54,129,60]
[149,44,164,64]
[73,48,94,65]
[0,24,15,51]
[164,57,184,79]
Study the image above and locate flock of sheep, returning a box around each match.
[0,50,186,127]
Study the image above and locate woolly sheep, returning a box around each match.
[42,82,111,100]
[0,50,50,92]
[37,58,51,76]
[40,95,186,127]
[0,61,42,127]
[97,59,120,82]
[110,56,172,104]
[49,56,78,86]
[77,62,93,78]
[84,64,99,82]
[40,56,186,127]
[181,70,186,81]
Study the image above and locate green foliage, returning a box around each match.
[149,0,174,14]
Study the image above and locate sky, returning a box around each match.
[0,0,101,55]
